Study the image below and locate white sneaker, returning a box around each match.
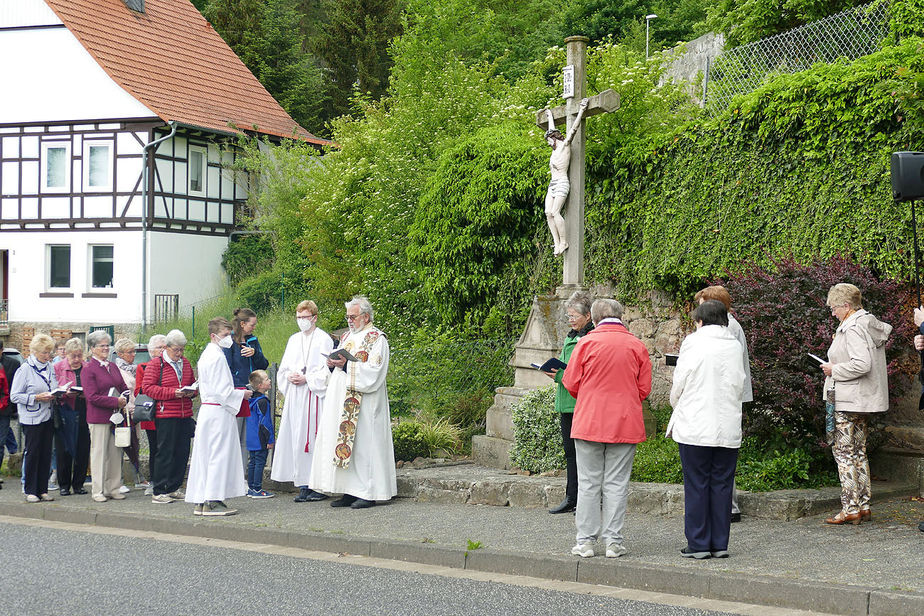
[151,494,174,504]
[570,543,595,558]
[118,485,130,494]
[136,481,151,490]
[168,490,185,500]
[606,543,627,558]
[144,486,154,496]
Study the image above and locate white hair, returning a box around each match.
[86,330,112,349]
[148,334,167,348]
[164,329,187,348]
[345,295,374,321]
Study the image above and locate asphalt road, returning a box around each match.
[1,521,739,616]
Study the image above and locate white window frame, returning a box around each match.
[83,140,113,192]
[46,244,71,290]
[88,244,114,290]
[41,141,71,193]
[188,145,207,197]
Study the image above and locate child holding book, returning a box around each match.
[246,370,275,498]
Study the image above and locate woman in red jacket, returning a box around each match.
[562,298,652,559]
[142,329,197,504]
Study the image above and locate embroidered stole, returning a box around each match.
[333,329,380,468]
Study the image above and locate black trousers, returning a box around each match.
[678,444,738,553]
[23,419,54,497]
[153,416,192,495]
[559,412,578,503]
[55,407,90,491]
[146,429,158,485]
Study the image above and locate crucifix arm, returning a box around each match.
[546,108,555,133]
[563,98,589,146]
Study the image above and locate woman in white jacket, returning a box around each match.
[668,300,745,560]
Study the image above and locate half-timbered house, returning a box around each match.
[0,0,328,344]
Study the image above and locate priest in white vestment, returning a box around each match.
[185,317,251,516]
[271,300,334,502]
[310,296,396,509]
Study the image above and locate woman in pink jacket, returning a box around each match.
[562,298,652,559]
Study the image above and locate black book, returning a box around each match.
[530,358,567,372]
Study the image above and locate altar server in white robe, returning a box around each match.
[186,317,251,516]
[272,300,334,502]
[310,296,396,509]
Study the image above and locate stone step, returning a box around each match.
[471,434,513,470]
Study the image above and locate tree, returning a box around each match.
[312,0,403,119]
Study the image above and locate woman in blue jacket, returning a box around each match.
[224,308,269,469]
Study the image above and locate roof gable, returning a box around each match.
[43,0,329,145]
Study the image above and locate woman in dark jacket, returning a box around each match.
[224,308,269,467]
[543,291,593,514]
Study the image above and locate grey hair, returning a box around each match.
[345,295,374,321]
[86,330,112,349]
[165,329,187,348]
[63,337,85,355]
[148,334,167,349]
[113,338,135,354]
[565,291,593,317]
[590,298,624,324]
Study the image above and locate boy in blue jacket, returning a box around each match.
[246,370,275,499]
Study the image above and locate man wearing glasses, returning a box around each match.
[309,296,396,509]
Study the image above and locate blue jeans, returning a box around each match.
[0,415,10,470]
[247,449,268,491]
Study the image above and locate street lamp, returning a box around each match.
[645,14,657,59]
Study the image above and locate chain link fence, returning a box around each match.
[705,2,889,110]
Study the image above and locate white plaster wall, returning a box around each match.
[0,21,154,123]
[0,0,60,28]
[0,230,144,323]
[147,231,229,316]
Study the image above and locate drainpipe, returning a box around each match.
[141,121,177,334]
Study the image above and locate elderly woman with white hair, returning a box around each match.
[143,329,198,504]
[562,299,652,558]
[82,330,129,502]
[135,334,167,494]
[114,337,147,491]
[819,283,891,525]
[10,333,58,502]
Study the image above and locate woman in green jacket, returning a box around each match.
[544,291,593,514]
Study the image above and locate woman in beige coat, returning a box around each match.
[819,283,891,525]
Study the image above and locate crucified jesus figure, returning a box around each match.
[543,97,588,256]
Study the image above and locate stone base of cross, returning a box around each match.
[535,36,619,287]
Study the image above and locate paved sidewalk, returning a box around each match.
[1,466,922,616]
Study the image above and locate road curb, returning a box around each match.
[3,502,922,615]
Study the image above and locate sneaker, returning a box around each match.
[25,494,40,503]
[247,489,275,499]
[118,485,130,494]
[144,486,154,496]
[136,481,151,490]
[570,543,595,558]
[680,547,711,559]
[193,503,204,516]
[605,543,628,558]
[151,494,174,504]
[48,472,58,491]
[201,500,237,517]
[108,492,126,500]
[39,493,55,502]
[92,494,108,503]
[711,550,729,558]
[168,490,185,500]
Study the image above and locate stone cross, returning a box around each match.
[535,36,620,288]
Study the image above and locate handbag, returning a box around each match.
[114,408,131,448]
[132,359,165,423]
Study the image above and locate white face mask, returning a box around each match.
[296,317,315,332]
[217,335,234,349]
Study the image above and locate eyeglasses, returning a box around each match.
[346,314,363,321]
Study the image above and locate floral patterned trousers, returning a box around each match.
[832,412,870,515]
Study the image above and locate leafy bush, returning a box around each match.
[510,385,564,473]
[722,256,916,473]
[235,270,284,314]
[222,234,274,284]
[392,421,429,461]
[736,440,837,490]
[392,418,463,460]
[631,435,683,484]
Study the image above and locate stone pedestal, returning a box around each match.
[473,288,578,469]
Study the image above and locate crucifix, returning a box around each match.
[536,36,620,288]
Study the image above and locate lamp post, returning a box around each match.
[645,14,657,59]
